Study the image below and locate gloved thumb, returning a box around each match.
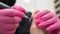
[12,6,26,13]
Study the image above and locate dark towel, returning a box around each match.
[15,12,32,34]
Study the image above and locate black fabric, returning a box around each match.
[15,12,32,34]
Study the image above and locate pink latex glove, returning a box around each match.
[0,6,25,34]
[47,19,60,34]
[12,6,25,13]
[35,10,60,34]
[57,30,60,34]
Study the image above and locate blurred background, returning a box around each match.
[15,0,55,12]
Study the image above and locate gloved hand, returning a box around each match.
[35,10,60,34]
[0,6,25,34]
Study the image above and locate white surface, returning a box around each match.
[15,0,55,12]
[15,0,36,12]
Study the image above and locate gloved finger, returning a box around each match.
[0,16,21,24]
[39,12,54,21]
[0,9,25,18]
[13,16,22,23]
[35,12,54,25]
[37,17,57,28]
[12,6,26,13]
[46,22,60,32]
[35,18,41,25]
[0,23,19,31]
[0,30,15,34]
[35,10,50,19]
[35,18,45,25]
